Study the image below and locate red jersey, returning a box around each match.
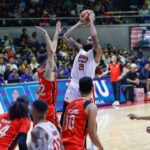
[37,68,58,105]
[109,63,121,82]
[62,98,90,149]
[0,113,30,150]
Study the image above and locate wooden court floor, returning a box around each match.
[16,102,150,150]
[87,103,150,150]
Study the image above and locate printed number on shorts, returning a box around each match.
[0,124,10,137]
[65,115,75,130]
[79,64,84,71]
[39,84,45,96]
[53,137,61,150]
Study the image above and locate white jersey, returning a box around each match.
[71,48,98,80]
[29,121,61,150]
[64,48,98,103]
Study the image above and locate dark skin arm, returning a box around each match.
[89,12,102,64]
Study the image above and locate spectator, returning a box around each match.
[31,31,39,48]
[20,28,29,46]
[4,64,11,80]
[21,67,33,82]
[106,0,114,11]
[76,0,83,15]
[125,63,143,102]
[3,35,11,47]
[40,10,50,27]
[30,56,39,71]
[9,57,18,71]
[50,11,57,25]
[93,1,103,15]
[126,63,139,86]
[8,68,20,80]
[122,62,131,76]
[0,57,5,75]
[5,47,15,59]
[139,4,149,16]
[33,71,39,81]
[139,63,150,93]
[20,59,29,71]
[147,56,150,64]
[58,62,71,79]
[139,4,150,23]
[102,49,111,66]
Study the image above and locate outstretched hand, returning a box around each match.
[128,114,140,120]
[56,21,62,34]
[89,11,95,22]
[35,26,47,35]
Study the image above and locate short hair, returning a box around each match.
[32,100,48,114]
[79,77,93,95]
[9,95,30,120]
[37,52,48,65]
[16,95,29,106]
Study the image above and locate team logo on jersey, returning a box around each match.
[68,109,79,114]
[78,55,88,63]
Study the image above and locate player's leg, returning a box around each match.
[46,105,61,131]
[116,81,120,103]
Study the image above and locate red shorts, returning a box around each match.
[46,105,60,131]
[63,143,86,150]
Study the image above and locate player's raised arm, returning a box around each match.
[36,26,53,55]
[52,21,61,52]
[36,27,55,80]
[63,21,82,51]
[89,11,102,64]
[86,103,104,150]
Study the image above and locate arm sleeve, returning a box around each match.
[18,118,30,150]
[18,133,27,150]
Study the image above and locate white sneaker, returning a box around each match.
[112,101,120,106]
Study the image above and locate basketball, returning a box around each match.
[80,10,92,25]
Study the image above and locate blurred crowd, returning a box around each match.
[0,0,147,26]
[0,27,149,90]
[0,27,73,84]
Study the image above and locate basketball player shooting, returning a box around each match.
[61,10,102,125]
[36,21,61,129]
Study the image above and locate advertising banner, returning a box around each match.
[0,77,126,113]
